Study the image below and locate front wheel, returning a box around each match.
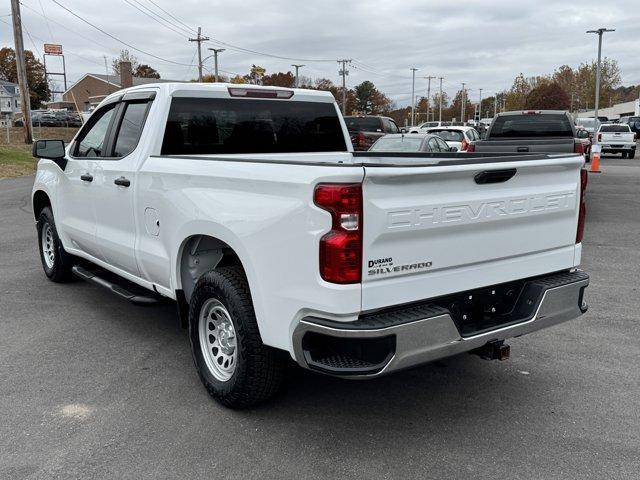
[188,266,285,408]
[37,206,75,282]
[629,150,636,159]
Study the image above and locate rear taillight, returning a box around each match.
[576,168,588,243]
[466,142,475,152]
[314,183,363,284]
[574,141,585,155]
[461,138,469,151]
[356,132,366,149]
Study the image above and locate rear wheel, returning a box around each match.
[37,207,75,282]
[188,266,285,408]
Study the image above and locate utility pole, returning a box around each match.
[460,82,466,122]
[291,64,304,88]
[207,48,225,82]
[189,27,210,82]
[478,88,483,122]
[424,75,435,122]
[410,68,418,125]
[438,77,443,122]
[10,0,32,144]
[337,59,351,115]
[587,28,615,129]
[494,93,498,117]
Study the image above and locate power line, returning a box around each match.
[122,0,191,38]
[19,1,119,54]
[0,16,104,66]
[50,0,195,67]
[37,0,54,41]
[145,0,196,35]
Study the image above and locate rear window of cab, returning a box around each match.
[161,97,347,155]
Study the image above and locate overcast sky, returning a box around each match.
[2,0,639,106]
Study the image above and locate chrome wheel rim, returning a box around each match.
[198,298,237,382]
[41,223,55,269]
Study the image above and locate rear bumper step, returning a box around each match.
[72,265,160,305]
[293,270,589,378]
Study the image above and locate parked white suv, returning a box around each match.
[31,83,590,408]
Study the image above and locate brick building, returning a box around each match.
[53,63,176,112]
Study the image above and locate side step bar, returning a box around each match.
[71,265,159,305]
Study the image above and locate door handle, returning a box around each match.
[516,146,529,152]
[80,173,93,182]
[474,169,517,185]
[114,176,131,187]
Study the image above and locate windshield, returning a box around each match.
[427,129,464,142]
[600,125,631,133]
[344,117,382,132]
[490,114,573,137]
[577,118,597,128]
[369,136,423,152]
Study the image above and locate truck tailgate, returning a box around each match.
[600,132,635,144]
[474,138,575,153]
[361,154,583,311]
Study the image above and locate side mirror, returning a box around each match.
[32,139,67,170]
[400,128,407,133]
[577,129,589,139]
[450,146,459,152]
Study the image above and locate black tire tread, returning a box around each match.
[37,206,75,282]
[189,266,284,408]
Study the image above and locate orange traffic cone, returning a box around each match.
[590,150,601,173]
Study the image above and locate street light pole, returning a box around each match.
[424,75,435,122]
[460,82,466,122]
[586,28,615,129]
[478,88,483,123]
[410,68,418,126]
[291,64,304,88]
[207,48,225,82]
[438,77,443,122]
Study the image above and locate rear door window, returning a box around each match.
[113,102,151,157]
[163,98,347,154]
[490,114,573,137]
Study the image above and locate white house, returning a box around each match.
[0,80,21,122]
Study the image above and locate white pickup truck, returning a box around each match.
[596,124,637,158]
[31,83,589,408]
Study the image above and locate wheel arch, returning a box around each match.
[32,190,52,220]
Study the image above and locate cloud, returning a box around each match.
[2,0,637,106]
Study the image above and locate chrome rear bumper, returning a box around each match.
[292,270,589,378]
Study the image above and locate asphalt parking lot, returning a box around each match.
[1,154,639,480]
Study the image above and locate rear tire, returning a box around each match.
[188,266,285,408]
[36,206,76,282]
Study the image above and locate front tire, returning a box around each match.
[188,266,285,408]
[629,150,636,159]
[37,206,75,282]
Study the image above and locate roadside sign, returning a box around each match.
[44,44,63,55]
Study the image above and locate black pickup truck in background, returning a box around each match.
[344,115,401,151]
[470,110,590,157]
